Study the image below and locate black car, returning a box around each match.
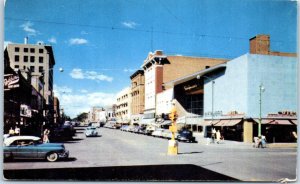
[177,130,196,142]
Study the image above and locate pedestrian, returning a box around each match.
[261,135,267,148]
[216,129,221,144]
[14,126,20,136]
[211,128,216,143]
[43,128,50,143]
[9,127,15,136]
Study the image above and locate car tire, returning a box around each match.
[46,152,58,162]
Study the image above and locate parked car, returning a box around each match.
[4,136,69,162]
[177,130,196,142]
[145,125,156,135]
[161,129,178,140]
[85,126,98,137]
[120,125,128,131]
[152,129,164,138]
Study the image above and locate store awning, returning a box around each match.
[290,120,297,125]
[214,119,242,126]
[202,120,220,126]
[267,119,293,125]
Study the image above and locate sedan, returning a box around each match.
[4,136,69,162]
[177,130,196,142]
[85,127,98,137]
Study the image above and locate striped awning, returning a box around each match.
[214,119,242,126]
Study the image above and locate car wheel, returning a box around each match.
[46,152,58,162]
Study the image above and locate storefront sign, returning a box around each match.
[4,74,19,90]
[205,111,223,117]
[183,84,198,91]
[20,104,32,118]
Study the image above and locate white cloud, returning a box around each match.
[80,89,88,93]
[48,37,57,44]
[122,21,137,29]
[69,38,88,45]
[123,68,136,73]
[70,68,113,82]
[20,21,38,36]
[54,85,116,118]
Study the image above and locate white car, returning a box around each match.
[85,127,98,137]
[151,129,164,137]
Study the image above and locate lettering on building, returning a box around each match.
[4,74,19,90]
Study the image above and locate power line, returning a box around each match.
[5,17,296,44]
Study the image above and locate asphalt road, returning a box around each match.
[4,126,297,182]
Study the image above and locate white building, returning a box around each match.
[115,87,132,122]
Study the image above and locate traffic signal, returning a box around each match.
[169,108,177,121]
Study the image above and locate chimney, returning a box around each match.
[249,34,270,55]
[154,50,163,56]
[24,36,28,44]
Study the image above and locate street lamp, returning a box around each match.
[197,75,215,125]
[258,84,265,137]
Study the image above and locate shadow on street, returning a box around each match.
[3,164,239,181]
[4,157,77,163]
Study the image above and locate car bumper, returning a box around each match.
[58,150,69,159]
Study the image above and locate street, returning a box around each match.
[4,126,297,181]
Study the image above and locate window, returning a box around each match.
[14,55,19,62]
[15,65,19,68]
[39,57,43,63]
[39,49,43,53]
[30,48,35,53]
[24,56,28,62]
[30,66,35,72]
[24,48,28,52]
[39,66,44,72]
[30,56,35,62]
[15,47,20,52]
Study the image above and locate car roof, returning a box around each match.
[4,136,41,146]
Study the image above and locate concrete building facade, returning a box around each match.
[6,42,56,106]
[116,87,132,122]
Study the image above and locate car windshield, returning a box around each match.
[87,127,96,130]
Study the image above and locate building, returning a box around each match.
[115,87,132,123]
[4,48,44,136]
[53,97,60,124]
[130,70,145,124]
[5,40,56,124]
[141,50,228,124]
[88,107,106,123]
[165,34,297,143]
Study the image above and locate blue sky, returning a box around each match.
[4,0,297,118]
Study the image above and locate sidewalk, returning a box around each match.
[193,133,297,149]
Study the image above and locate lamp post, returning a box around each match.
[258,84,265,137]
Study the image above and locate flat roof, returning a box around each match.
[164,63,227,87]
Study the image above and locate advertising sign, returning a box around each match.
[20,104,32,118]
[4,74,19,90]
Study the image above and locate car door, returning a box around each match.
[16,140,38,159]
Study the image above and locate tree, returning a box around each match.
[74,112,88,122]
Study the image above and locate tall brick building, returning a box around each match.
[141,50,228,120]
[130,70,145,124]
